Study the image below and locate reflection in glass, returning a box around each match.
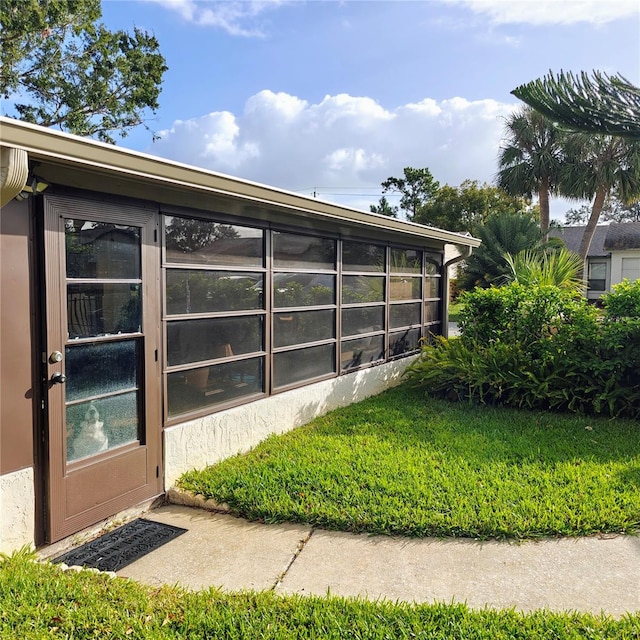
[65,340,138,402]
[273,232,335,270]
[342,306,384,337]
[66,220,140,279]
[424,277,440,299]
[166,270,263,315]
[273,344,335,388]
[342,241,385,272]
[424,252,442,267]
[273,273,335,308]
[274,310,335,348]
[66,392,138,462]
[425,259,441,276]
[390,303,421,329]
[67,284,141,338]
[167,316,263,366]
[389,328,421,356]
[424,301,440,324]
[167,357,264,417]
[389,276,421,301]
[341,336,385,371]
[342,276,384,303]
[164,217,263,267]
[390,248,422,273]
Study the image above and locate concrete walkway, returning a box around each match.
[117,503,640,617]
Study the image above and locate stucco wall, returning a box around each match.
[164,357,413,487]
[0,467,35,552]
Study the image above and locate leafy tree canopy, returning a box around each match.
[414,180,533,233]
[565,196,640,225]
[0,0,167,143]
[381,167,439,221]
[512,70,640,140]
[369,195,398,218]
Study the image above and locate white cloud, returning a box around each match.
[152,89,520,214]
[145,0,288,36]
[445,0,639,25]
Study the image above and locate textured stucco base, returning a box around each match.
[164,358,413,487]
[0,467,35,553]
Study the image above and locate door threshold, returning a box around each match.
[37,494,165,561]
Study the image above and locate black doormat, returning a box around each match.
[53,518,187,572]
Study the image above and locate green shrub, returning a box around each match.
[602,278,640,319]
[407,282,640,418]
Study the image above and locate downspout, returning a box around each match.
[441,244,473,339]
[1,146,29,206]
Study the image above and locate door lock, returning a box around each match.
[49,351,63,364]
[50,372,67,384]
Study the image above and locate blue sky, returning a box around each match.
[98,0,640,220]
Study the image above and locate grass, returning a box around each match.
[1,551,638,639]
[448,301,464,323]
[179,385,640,540]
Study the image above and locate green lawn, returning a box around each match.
[179,385,640,539]
[1,551,637,639]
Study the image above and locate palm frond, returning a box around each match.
[512,70,640,139]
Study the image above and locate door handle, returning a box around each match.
[51,372,67,384]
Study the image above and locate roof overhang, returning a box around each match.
[0,117,480,248]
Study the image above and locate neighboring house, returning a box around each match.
[0,118,479,552]
[550,223,640,300]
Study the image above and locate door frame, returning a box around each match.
[43,192,163,543]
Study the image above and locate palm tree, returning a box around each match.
[512,70,640,140]
[504,248,583,293]
[561,134,640,260]
[497,107,567,242]
[457,211,542,290]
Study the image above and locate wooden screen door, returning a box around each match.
[44,194,162,543]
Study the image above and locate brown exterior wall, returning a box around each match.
[1,198,35,474]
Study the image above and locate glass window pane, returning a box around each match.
[66,220,140,279]
[68,283,141,339]
[341,336,385,371]
[166,270,264,315]
[65,340,138,402]
[424,301,440,324]
[588,262,607,279]
[273,344,335,388]
[274,310,335,348]
[273,232,335,269]
[167,316,263,366]
[342,276,385,303]
[273,273,335,307]
[588,262,608,292]
[342,307,385,337]
[66,393,138,462]
[390,303,421,328]
[425,251,443,267]
[342,241,385,272]
[167,357,264,417]
[389,328,421,356]
[390,248,422,273]
[425,259,441,276]
[424,277,440,299]
[389,276,421,301]
[164,217,263,267]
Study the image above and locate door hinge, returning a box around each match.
[154,229,158,243]
[156,466,160,478]
[154,349,158,362]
